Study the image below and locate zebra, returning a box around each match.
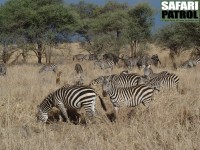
[37,85,107,123]
[138,73,179,91]
[39,64,57,73]
[94,59,115,70]
[102,77,154,118]
[75,63,83,74]
[179,57,200,69]
[137,54,161,68]
[143,65,169,80]
[123,57,139,69]
[110,73,141,88]
[73,54,85,61]
[150,54,161,67]
[88,54,98,61]
[0,64,7,76]
[103,53,119,65]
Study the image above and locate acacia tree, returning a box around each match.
[124,3,154,57]
[156,23,191,56]
[0,0,79,64]
[80,1,129,55]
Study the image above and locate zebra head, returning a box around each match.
[36,105,48,123]
[137,76,149,85]
[89,76,105,87]
[144,65,153,78]
[102,76,113,97]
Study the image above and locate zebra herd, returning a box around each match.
[37,62,180,123]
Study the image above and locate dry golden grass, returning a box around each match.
[0,43,200,150]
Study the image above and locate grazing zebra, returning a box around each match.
[75,63,83,74]
[138,73,179,91]
[39,64,57,73]
[144,65,169,80]
[0,64,7,76]
[102,77,154,117]
[37,85,107,123]
[94,59,115,70]
[73,54,85,61]
[179,57,200,69]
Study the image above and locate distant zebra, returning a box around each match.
[137,54,161,68]
[0,64,7,76]
[138,73,179,91]
[103,53,119,65]
[39,64,57,73]
[179,57,200,69]
[90,73,140,89]
[94,59,115,70]
[73,54,85,61]
[88,54,98,61]
[123,57,139,69]
[37,85,107,123]
[102,77,154,117]
[75,63,83,74]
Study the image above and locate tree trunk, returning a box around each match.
[2,43,9,63]
[45,45,52,64]
[37,41,43,64]
[130,40,138,58]
[130,43,134,58]
[134,40,138,57]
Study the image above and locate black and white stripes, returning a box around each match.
[102,77,154,116]
[39,64,57,73]
[37,85,107,123]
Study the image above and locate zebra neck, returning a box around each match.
[40,94,55,113]
[107,86,118,98]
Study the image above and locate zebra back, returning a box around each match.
[111,73,141,88]
[39,64,57,73]
[94,59,115,70]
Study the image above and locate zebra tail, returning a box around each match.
[98,95,107,112]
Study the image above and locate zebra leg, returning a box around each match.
[113,106,119,122]
[58,104,69,123]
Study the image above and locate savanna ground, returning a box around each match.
[0,43,200,150]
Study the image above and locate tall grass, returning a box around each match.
[0,43,199,150]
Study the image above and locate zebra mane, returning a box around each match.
[40,92,55,109]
